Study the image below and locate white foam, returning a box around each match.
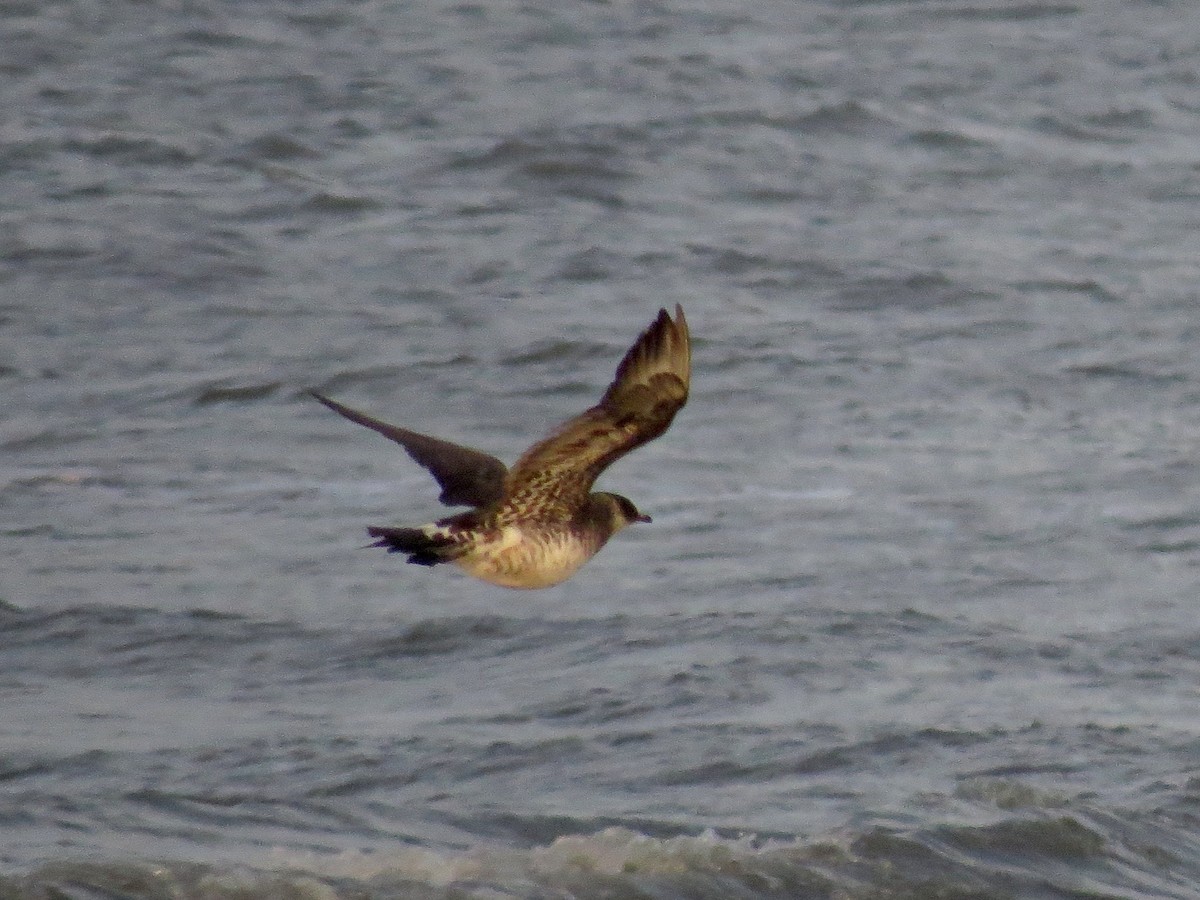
[268,826,806,886]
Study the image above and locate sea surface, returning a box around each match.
[5,0,1200,897]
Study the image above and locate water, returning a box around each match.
[5,0,1200,896]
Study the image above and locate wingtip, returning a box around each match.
[671,304,688,342]
[654,304,687,334]
[307,389,355,420]
[661,304,690,377]
[652,304,688,343]
[601,303,692,409]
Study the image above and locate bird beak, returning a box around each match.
[637,513,652,524]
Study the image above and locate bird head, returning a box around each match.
[594,492,652,531]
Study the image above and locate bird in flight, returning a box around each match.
[310,305,690,588]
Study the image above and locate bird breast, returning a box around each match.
[454,525,602,590]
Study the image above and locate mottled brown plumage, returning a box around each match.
[310,305,690,588]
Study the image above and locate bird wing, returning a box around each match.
[308,390,508,508]
[503,305,690,515]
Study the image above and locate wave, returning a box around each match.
[6,806,1200,900]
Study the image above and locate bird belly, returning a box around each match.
[454,526,596,589]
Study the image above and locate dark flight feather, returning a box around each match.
[307,390,507,508]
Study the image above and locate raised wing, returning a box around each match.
[503,305,690,513]
[308,390,507,508]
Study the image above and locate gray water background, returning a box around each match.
[4,1,1200,897]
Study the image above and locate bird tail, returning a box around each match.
[366,525,461,567]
